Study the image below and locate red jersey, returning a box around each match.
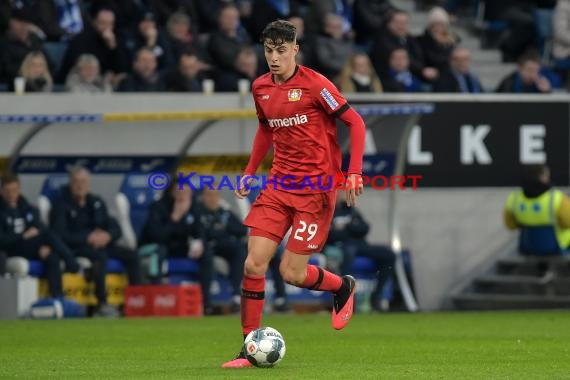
[249,65,350,193]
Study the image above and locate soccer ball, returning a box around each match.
[243,327,286,367]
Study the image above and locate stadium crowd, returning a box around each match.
[0,0,569,94]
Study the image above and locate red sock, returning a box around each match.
[241,274,265,337]
[300,265,343,292]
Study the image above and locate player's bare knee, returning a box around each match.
[244,255,268,276]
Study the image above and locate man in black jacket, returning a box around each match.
[433,47,483,93]
[198,187,247,313]
[370,11,424,78]
[50,167,141,316]
[57,6,128,83]
[0,8,52,88]
[325,190,396,311]
[369,10,434,81]
[117,47,165,92]
[0,173,79,298]
[139,180,215,314]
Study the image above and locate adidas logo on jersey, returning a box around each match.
[267,114,308,128]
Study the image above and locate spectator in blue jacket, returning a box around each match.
[496,54,552,93]
[325,190,396,312]
[382,48,424,92]
[0,173,79,298]
[50,167,141,317]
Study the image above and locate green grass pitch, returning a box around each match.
[1,311,569,379]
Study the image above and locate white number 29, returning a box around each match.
[293,221,318,241]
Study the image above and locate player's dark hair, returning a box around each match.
[0,173,19,187]
[261,20,297,45]
[522,164,549,184]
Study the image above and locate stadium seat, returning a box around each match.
[6,257,30,276]
[38,174,70,225]
[115,174,161,250]
[6,256,68,277]
[518,226,569,256]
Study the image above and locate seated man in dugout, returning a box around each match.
[197,186,247,313]
[139,179,215,315]
[0,173,79,298]
[50,167,142,317]
[324,189,396,312]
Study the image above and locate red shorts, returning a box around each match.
[244,188,336,254]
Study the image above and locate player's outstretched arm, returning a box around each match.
[338,107,366,207]
[235,123,272,199]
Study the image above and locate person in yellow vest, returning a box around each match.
[503,164,570,253]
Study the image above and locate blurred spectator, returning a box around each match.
[50,167,142,317]
[89,0,146,35]
[496,54,552,93]
[369,10,433,81]
[194,0,231,34]
[381,48,423,92]
[554,0,570,61]
[443,0,477,19]
[325,189,396,312]
[336,52,383,93]
[65,54,112,93]
[0,2,10,36]
[0,9,52,88]
[146,0,199,28]
[117,47,165,92]
[139,180,215,315]
[434,47,483,93]
[58,6,129,83]
[245,0,303,42]
[503,164,570,254]
[31,0,85,42]
[313,13,353,80]
[353,0,396,46]
[165,12,205,63]
[164,51,210,92]
[0,174,80,299]
[553,0,570,86]
[18,51,53,93]
[198,187,247,313]
[123,10,174,71]
[208,4,252,72]
[216,47,260,92]
[305,0,353,36]
[287,15,313,67]
[417,7,459,73]
[486,0,556,62]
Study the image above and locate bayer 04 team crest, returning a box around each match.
[287,89,302,102]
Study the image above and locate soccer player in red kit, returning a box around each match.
[222,20,366,368]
